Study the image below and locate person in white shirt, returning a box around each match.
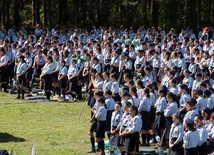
[15,55,27,99]
[40,56,55,101]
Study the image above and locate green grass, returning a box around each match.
[0,93,92,155]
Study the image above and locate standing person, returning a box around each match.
[102,71,112,92]
[109,102,123,155]
[194,115,208,155]
[93,97,107,155]
[138,88,152,146]
[110,73,120,102]
[58,60,68,101]
[183,119,200,155]
[118,102,132,155]
[24,52,33,92]
[168,114,184,155]
[154,87,167,139]
[183,98,199,125]
[40,56,55,101]
[194,89,207,113]
[104,90,115,139]
[164,92,179,144]
[87,91,102,153]
[52,53,60,97]
[120,105,142,155]
[67,59,78,101]
[0,47,9,92]
[6,45,15,86]
[31,50,46,87]
[15,55,27,99]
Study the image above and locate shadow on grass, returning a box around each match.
[0,132,26,143]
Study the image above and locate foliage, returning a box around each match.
[0,0,213,32]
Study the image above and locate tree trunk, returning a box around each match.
[47,0,52,27]
[14,0,20,27]
[2,0,6,24]
[32,0,36,26]
[43,0,47,27]
[152,0,158,28]
[6,0,10,25]
[36,0,41,25]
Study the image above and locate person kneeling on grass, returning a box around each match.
[15,55,27,99]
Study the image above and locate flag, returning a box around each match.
[30,140,35,155]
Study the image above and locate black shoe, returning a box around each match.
[21,96,25,99]
[4,89,8,93]
[87,148,96,153]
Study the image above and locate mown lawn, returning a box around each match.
[0,93,92,155]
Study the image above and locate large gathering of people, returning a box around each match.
[0,24,214,155]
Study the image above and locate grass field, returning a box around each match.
[0,92,92,155]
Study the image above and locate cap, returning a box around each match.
[185,119,194,125]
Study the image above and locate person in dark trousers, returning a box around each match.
[15,55,27,99]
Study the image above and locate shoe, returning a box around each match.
[15,96,20,99]
[87,148,96,153]
[21,96,25,99]
[149,138,157,144]
[73,98,77,102]
[4,89,8,93]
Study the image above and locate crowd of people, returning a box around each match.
[0,24,214,155]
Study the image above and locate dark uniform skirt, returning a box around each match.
[184,147,198,155]
[25,68,33,81]
[53,71,59,83]
[124,132,140,153]
[106,110,114,132]
[59,76,67,89]
[90,119,97,132]
[140,111,151,130]
[96,120,106,138]
[43,74,53,90]
[154,112,166,130]
[150,105,156,123]
[110,126,119,146]
[197,141,207,155]
[118,126,126,146]
[0,66,8,83]
[35,65,44,77]
[167,138,183,155]
[67,76,77,92]
[16,74,26,87]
